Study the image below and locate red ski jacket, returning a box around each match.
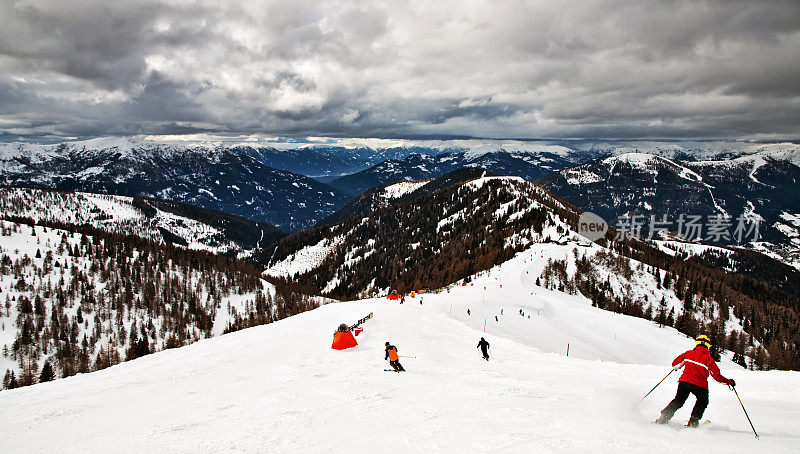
[672,346,729,390]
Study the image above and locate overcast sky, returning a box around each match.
[1,0,799,142]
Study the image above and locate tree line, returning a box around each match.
[1,219,315,391]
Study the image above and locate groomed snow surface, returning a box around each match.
[2,246,799,453]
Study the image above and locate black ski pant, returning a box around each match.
[481,347,489,360]
[661,381,709,421]
[390,360,405,372]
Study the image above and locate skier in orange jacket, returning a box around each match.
[385,342,405,372]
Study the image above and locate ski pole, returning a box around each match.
[730,385,759,439]
[398,355,416,358]
[639,369,674,403]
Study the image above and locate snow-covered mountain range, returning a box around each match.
[0,137,350,231]
[308,141,800,196]
[233,145,427,180]
[327,147,580,196]
[540,147,800,269]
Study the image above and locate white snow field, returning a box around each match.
[1,247,799,453]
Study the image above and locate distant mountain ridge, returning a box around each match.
[318,167,497,226]
[0,138,350,231]
[327,148,580,195]
[233,145,450,179]
[539,148,800,268]
[2,136,798,234]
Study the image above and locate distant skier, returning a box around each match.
[385,342,405,372]
[400,296,405,304]
[655,335,735,427]
[477,337,490,361]
[467,309,471,316]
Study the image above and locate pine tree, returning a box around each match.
[666,307,675,327]
[7,370,18,389]
[39,361,55,382]
[656,296,668,327]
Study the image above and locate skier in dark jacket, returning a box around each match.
[655,335,735,427]
[385,342,405,372]
[477,337,490,360]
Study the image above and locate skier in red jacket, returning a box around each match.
[655,335,735,427]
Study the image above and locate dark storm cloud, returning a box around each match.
[1,0,799,141]
[123,72,208,123]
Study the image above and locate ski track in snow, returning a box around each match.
[1,247,799,453]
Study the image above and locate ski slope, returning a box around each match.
[1,247,799,453]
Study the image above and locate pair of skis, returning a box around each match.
[654,419,711,429]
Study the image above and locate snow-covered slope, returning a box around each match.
[0,219,280,387]
[381,180,430,199]
[0,187,284,256]
[1,245,797,452]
